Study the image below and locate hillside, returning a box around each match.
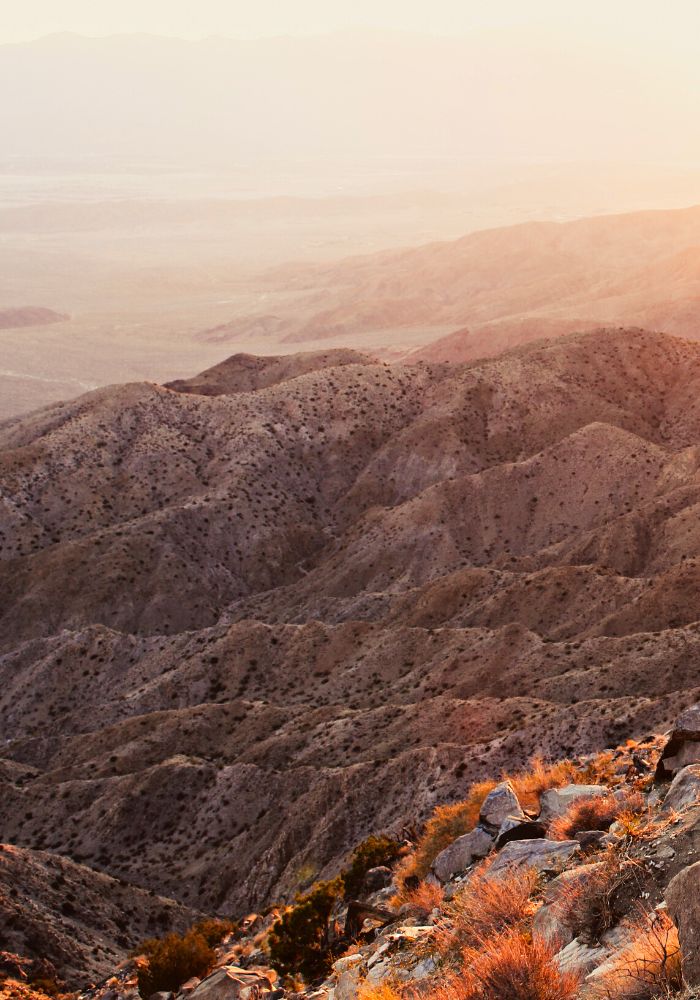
[6,326,700,939]
[198,206,700,359]
[0,308,67,330]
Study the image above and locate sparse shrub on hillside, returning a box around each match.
[137,928,215,998]
[429,929,580,1000]
[267,876,344,982]
[433,858,537,963]
[586,909,682,1000]
[550,790,646,841]
[343,835,402,898]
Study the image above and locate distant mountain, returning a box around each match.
[199,205,700,359]
[4,328,700,933]
[0,307,67,329]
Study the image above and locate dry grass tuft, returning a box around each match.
[428,929,580,1000]
[402,879,444,918]
[433,858,537,962]
[586,908,682,1000]
[549,790,646,842]
[358,983,405,1000]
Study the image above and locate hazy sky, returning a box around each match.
[4,0,700,47]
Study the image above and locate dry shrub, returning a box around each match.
[587,909,682,1000]
[434,859,537,962]
[399,757,580,886]
[553,851,644,943]
[508,757,579,815]
[402,878,444,918]
[429,929,580,1000]
[396,780,496,885]
[358,983,404,1000]
[550,789,646,841]
[137,929,215,998]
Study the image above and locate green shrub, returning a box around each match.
[343,835,402,898]
[268,877,344,982]
[137,929,215,998]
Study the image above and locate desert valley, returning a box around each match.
[5,7,700,1000]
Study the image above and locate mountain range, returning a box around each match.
[4,325,700,973]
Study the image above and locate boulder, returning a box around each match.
[538,784,608,822]
[657,705,700,780]
[532,863,605,949]
[431,826,494,883]
[333,955,365,1000]
[488,838,580,877]
[479,782,525,831]
[189,968,272,1000]
[661,765,700,814]
[362,866,393,893]
[666,861,700,985]
[495,818,547,849]
[554,939,608,978]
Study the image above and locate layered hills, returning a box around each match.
[4,326,700,956]
[199,205,700,359]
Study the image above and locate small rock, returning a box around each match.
[495,818,547,849]
[575,829,607,850]
[554,939,608,977]
[431,825,494,882]
[362,867,393,893]
[538,785,608,822]
[479,782,525,831]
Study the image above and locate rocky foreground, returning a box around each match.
[8,707,700,1000]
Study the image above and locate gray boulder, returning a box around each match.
[661,765,700,814]
[189,968,273,1000]
[488,838,580,877]
[666,860,700,985]
[538,784,608,822]
[432,825,494,882]
[479,781,525,831]
[532,863,604,949]
[657,704,700,780]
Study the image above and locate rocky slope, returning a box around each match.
[5,326,700,933]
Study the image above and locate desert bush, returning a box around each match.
[550,789,646,841]
[434,859,537,962]
[358,983,404,1000]
[554,851,644,943]
[402,878,444,919]
[137,928,215,998]
[587,909,682,1000]
[428,929,580,1000]
[267,876,344,982]
[191,917,237,947]
[343,835,402,898]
